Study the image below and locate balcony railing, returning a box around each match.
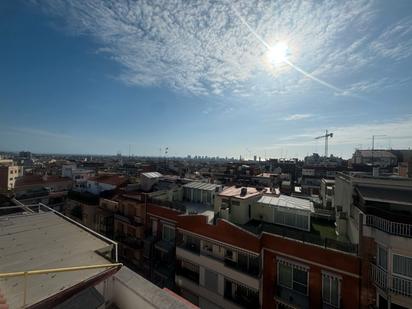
[177,240,200,254]
[114,213,143,227]
[115,233,143,249]
[370,263,412,297]
[176,267,199,284]
[224,257,260,278]
[224,280,259,308]
[365,215,412,238]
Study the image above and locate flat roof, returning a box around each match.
[0,212,113,308]
[258,195,314,212]
[219,186,262,199]
[141,172,163,178]
[182,182,220,191]
[357,185,412,205]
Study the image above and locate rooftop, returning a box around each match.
[182,181,221,191]
[356,185,412,205]
[141,172,163,179]
[219,186,263,199]
[257,195,314,212]
[89,175,128,186]
[355,150,397,158]
[14,174,71,187]
[0,211,115,308]
[243,218,356,254]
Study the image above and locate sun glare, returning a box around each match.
[267,42,290,65]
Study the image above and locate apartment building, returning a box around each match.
[142,197,365,309]
[14,174,72,210]
[335,172,412,309]
[0,159,23,191]
[113,193,147,271]
[320,178,335,209]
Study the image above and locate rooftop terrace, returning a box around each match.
[243,218,356,254]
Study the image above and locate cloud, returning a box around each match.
[33,0,412,96]
[271,115,412,148]
[283,114,313,121]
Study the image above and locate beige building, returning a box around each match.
[215,186,264,224]
[0,160,23,191]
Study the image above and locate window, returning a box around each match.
[162,224,175,242]
[278,260,308,295]
[322,272,341,308]
[393,254,412,278]
[225,249,234,260]
[202,240,213,253]
[232,200,240,206]
[378,246,388,270]
[204,269,218,293]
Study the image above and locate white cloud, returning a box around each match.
[33,0,412,96]
[283,114,313,121]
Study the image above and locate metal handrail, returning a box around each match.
[0,263,123,278]
[0,263,122,307]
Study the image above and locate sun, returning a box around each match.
[267,42,290,65]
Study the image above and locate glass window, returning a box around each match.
[278,261,308,295]
[322,273,340,308]
[293,268,308,294]
[393,254,412,278]
[279,263,293,288]
[162,224,175,242]
[378,246,388,270]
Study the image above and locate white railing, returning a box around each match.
[365,215,412,238]
[370,263,412,297]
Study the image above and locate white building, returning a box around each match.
[334,172,412,309]
[252,194,314,231]
[182,182,223,206]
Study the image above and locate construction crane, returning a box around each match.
[315,130,333,158]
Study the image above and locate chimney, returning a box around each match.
[240,187,247,197]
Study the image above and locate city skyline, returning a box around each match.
[1,0,412,158]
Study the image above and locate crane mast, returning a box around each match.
[315,130,334,157]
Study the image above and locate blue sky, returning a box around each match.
[1,0,412,159]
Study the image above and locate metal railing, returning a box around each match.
[0,263,122,307]
[257,223,358,254]
[366,215,412,238]
[370,263,412,297]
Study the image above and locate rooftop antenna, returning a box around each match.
[315,130,334,157]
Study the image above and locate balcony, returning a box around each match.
[223,256,260,278]
[176,266,199,284]
[154,239,174,254]
[114,213,143,227]
[366,215,412,238]
[276,285,310,309]
[177,240,200,255]
[115,233,143,249]
[224,279,260,308]
[370,263,412,297]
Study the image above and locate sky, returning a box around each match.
[1,0,412,159]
